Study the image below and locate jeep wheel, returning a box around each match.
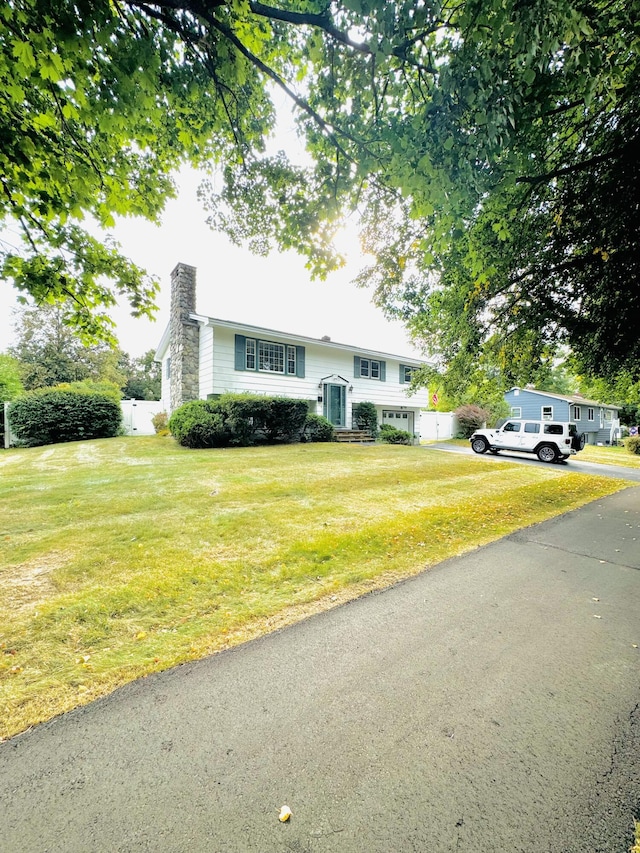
[537,444,558,463]
[471,437,489,454]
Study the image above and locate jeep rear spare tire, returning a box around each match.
[571,431,587,451]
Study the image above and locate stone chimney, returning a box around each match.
[169,263,200,412]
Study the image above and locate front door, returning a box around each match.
[324,383,346,427]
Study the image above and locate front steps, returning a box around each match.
[335,429,375,444]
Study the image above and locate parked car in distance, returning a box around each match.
[469,419,586,463]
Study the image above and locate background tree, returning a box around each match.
[119,350,161,401]
[2,0,637,386]
[0,353,23,402]
[9,304,127,390]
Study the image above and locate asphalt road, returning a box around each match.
[1,489,639,853]
[425,442,640,482]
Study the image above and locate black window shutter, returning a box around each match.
[380,361,386,381]
[296,346,305,378]
[354,355,361,377]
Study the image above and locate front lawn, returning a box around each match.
[0,437,627,740]
[580,442,640,468]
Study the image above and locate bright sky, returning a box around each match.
[0,166,423,362]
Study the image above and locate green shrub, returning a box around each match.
[263,397,309,441]
[455,404,490,438]
[302,414,336,442]
[352,401,379,438]
[168,400,233,448]
[625,435,640,455]
[379,423,412,445]
[169,395,310,449]
[8,387,122,447]
[151,411,169,435]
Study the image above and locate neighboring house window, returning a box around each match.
[400,365,417,383]
[165,357,171,379]
[542,406,553,420]
[235,334,305,377]
[511,406,522,418]
[354,356,386,381]
[604,410,612,421]
[588,408,594,421]
[572,406,581,420]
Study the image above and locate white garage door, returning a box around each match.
[382,410,414,434]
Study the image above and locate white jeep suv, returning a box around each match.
[469,419,586,463]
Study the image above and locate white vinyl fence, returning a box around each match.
[120,400,165,436]
[419,411,458,442]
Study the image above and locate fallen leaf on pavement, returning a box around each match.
[279,806,292,822]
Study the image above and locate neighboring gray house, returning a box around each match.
[504,387,620,445]
[154,263,429,440]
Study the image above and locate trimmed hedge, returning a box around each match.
[169,395,310,449]
[626,436,640,455]
[302,413,336,443]
[379,423,412,445]
[8,387,122,447]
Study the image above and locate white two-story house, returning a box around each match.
[155,263,429,440]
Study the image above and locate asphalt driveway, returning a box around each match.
[425,441,640,482]
[1,488,639,853]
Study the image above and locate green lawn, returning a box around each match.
[580,442,640,468]
[0,436,628,740]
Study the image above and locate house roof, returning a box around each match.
[155,313,428,367]
[508,387,619,411]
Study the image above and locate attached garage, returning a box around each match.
[382,410,414,435]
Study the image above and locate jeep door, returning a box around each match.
[493,420,523,449]
[521,422,541,450]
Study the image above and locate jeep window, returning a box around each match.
[544,424,563,435]
[503,421,521,432]
[524,423,540,433]
[542,406,553,420]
